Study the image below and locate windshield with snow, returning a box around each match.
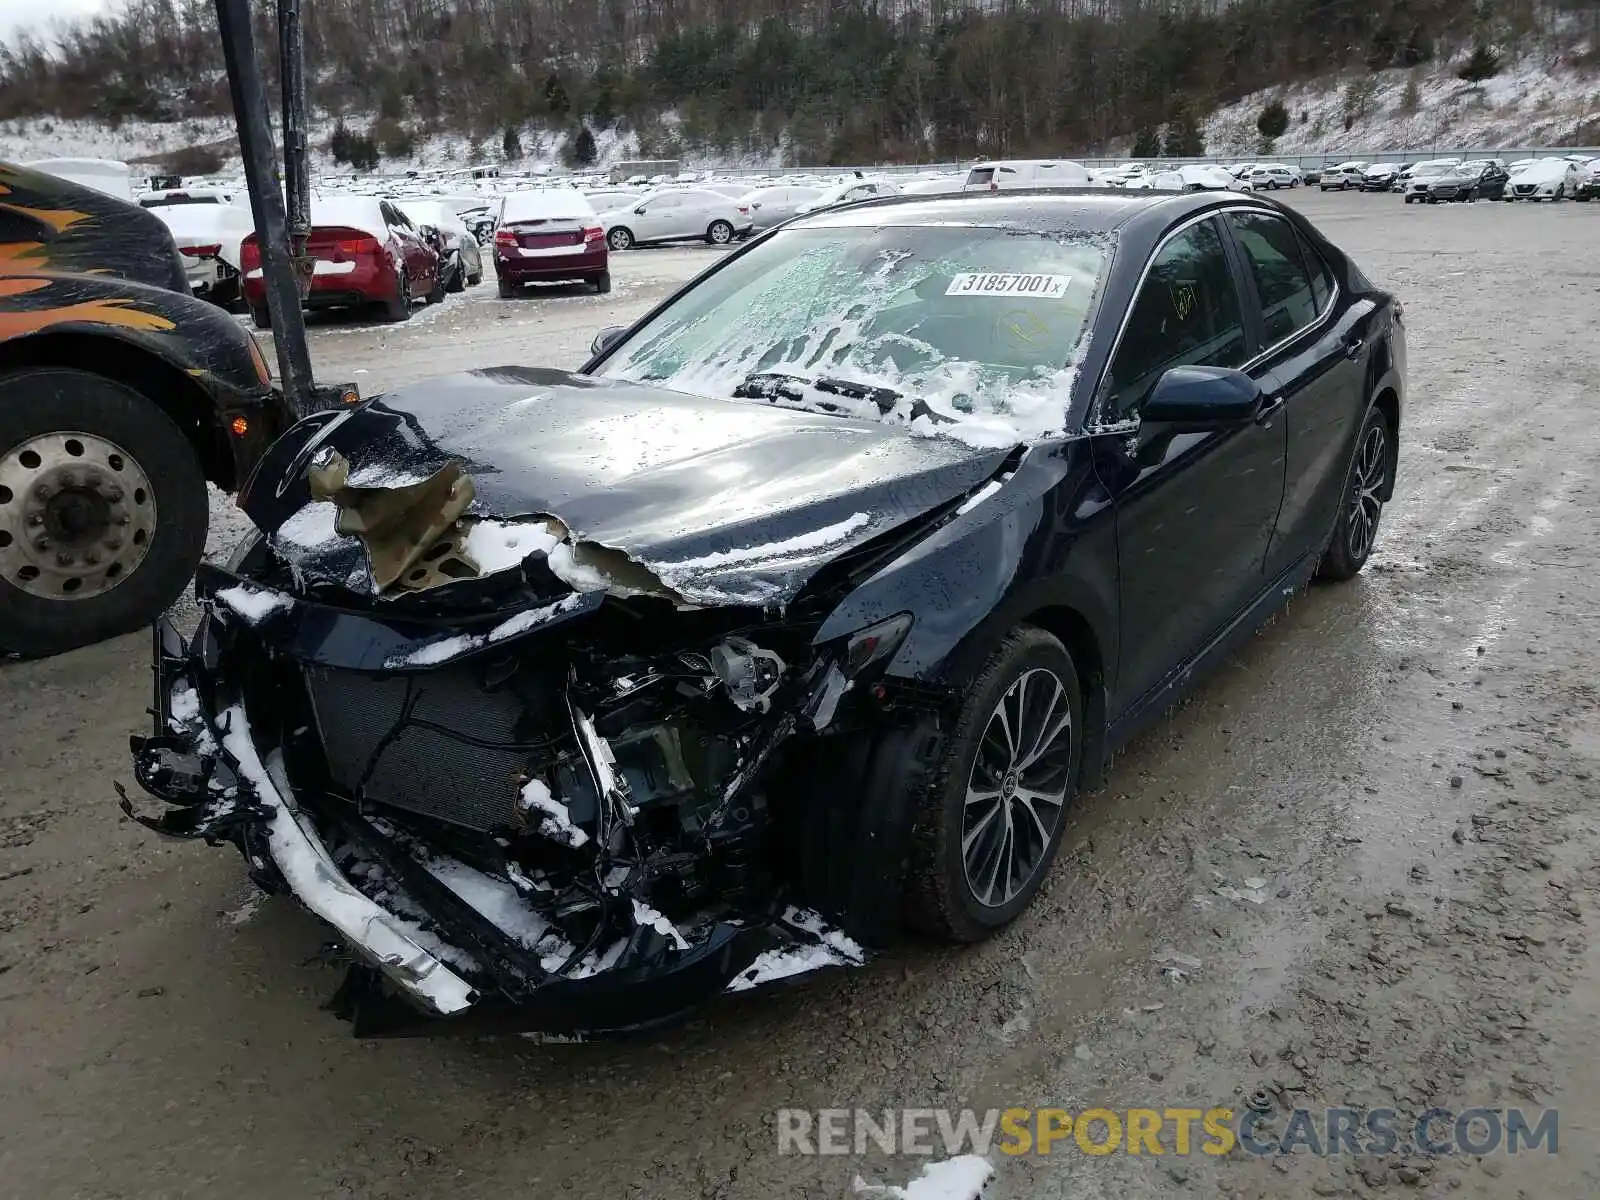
[595,223,1108,446]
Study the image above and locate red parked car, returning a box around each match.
[242,196,442,327]
[493,189,609,296]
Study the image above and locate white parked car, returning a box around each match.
[898,174,966,196]
[1150,164,1248,192]
[583,188,643,214]
[149,200,255,308]
[137,186,238,208]
[597,187,747,250]
[962,159,1093,191]
[703,182,757,199]
[1319,162,1367,191]
[794,177,902,214]
[1245,164,1299,190]
[397,198,484,290]
[1504,158,1582,201]
[739,185,823,232]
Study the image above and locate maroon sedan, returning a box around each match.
[494,189,609,296]
[242,197,441,326]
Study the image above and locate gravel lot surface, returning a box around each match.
[3,191,1598,1199]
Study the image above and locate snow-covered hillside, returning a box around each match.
[0,111,788,177]
[1205,51,1600,156]
[4,46,1598,175]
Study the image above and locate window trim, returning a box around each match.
[1219,209,1340,363]
[1088,204,1340,428]
[1090,209,1250,426]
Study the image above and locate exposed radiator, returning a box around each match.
[305,662,559,832]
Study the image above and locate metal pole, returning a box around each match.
[214,0,316,418]
[278,0,313,303]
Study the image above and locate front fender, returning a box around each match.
[812,440,1119,688]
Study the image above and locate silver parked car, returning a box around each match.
[739,185,824,233]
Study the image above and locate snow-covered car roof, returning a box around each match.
[1511,159,1572,181]
[310,196,393,242]
[500,189,599,223]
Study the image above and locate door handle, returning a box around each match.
[1255,394,1286,424]
[1342,335,1365,360]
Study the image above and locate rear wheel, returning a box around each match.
[497,277,515,299]
[0,368,207,657]
[706,220,734,245]
[424,262,447,305]
[1317,405,1392,582]
[593,270,612,295]
[249,301,271,328]
[906,627,1082,942]
[607,227,634,252]
[384,272,411,322]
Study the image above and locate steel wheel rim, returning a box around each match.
[0,431,155,601]
[961,666,1073,908]
[1348,422,1388,560]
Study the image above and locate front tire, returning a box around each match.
[1317,405,1393,582]
[906,627,1082,943]
[0,368,207,657]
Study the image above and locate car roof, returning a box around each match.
[500,189,597,220]
[790,188,1230,238]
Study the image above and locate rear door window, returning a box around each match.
[1106,217,1249,419]
[1225,211,1321,346]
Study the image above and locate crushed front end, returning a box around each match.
[123,526,941,1036]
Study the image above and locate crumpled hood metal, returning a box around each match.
[244,367,1015,605]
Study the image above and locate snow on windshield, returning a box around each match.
[597,224,1110,448]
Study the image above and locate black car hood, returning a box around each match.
[244,367,1015,607]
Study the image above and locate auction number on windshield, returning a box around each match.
[946,273,1071,298]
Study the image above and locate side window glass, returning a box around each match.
[1296,229,1334,312]
[1228,212,1320,346]
[1106,219,1248,420]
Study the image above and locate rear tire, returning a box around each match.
[607,227,634,252]
[706,220,734,245]
[424,264,447,306]
[0,368,207,658]
[249,302,271,329]
[497,277,515,299]
[905,626,1083,943]
[384,273,411,322]
[1317,405,1393,582]
[593,270,612,295]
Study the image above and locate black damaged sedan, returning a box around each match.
[126,191,1405,1036]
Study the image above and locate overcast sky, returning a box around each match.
[0,0,111,43]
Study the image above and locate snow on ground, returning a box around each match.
[1205,48,1600,156]
[851,1156,994,1200]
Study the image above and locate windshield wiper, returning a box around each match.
[733,372,955,425]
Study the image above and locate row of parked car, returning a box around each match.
[138,187,487,326]
[1315,155,1600,202]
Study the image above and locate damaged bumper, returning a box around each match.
[123,599,879,1037]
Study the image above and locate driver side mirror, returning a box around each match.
[1141,365,1263,428]
[591,326,628,357]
